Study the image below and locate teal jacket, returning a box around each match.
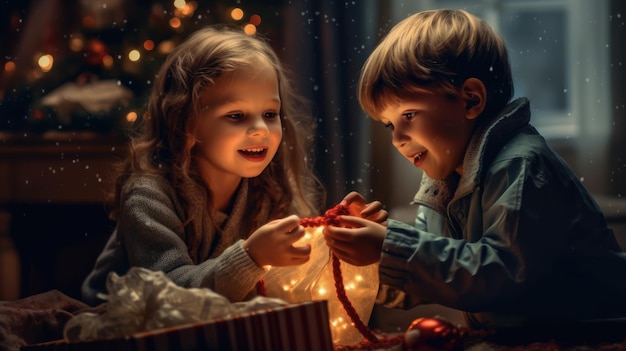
[380,98,626,329]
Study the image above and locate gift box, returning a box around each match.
[22,300,333,351]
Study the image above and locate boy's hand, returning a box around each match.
[340,191,388,224]
[242,215,311,267]
[324,215,386,266]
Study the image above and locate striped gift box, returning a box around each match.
[22,300,333,351]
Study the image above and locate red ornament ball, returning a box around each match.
[404,317,462,351]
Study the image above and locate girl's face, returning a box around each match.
[193,62,282,186]
[379,90,477,179]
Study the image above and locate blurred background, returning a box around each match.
[0,0,625,328]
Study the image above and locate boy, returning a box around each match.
[324,9,626,330]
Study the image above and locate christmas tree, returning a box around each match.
[0,0,282,136]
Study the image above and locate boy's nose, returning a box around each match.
[391,128,409,148]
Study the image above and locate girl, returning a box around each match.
[82,25,324,306]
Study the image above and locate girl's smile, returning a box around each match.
[238,146,269,162]
[193,59,282,190]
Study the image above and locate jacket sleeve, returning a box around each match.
[378,155,578,311]
[119,181,265,302]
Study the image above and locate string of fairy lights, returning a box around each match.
[1,1,265,126]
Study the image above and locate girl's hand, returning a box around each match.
[340,191,388,224]
[242,215,311,267]
[324,215,386,266]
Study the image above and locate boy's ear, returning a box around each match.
[462,78,487,120]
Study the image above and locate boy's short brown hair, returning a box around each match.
[358,9,514,122]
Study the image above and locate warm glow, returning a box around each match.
[231,8,244,20]
[250,14,261,26]
[262,223,377,344]
[188,1,198,10]
[102,55,114,68]
[158,40,175,54]
[37,54,53,72]
[330,316,351,331]
[82,15,95,28]
[126,111,138,123]
[243,24,256,35]
[4,61,16,73]
[143,40,155,51]
[177,3,195,17]
[128,49,141,62]
[69,36,84,52]
[173,0,186,8]
[169,17,181,29]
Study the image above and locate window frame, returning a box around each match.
[391,0,611,140]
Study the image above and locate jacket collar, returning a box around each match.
[412,97,531,213]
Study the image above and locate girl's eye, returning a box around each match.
[263,111,279,119]
[226,113,244,120]
[384,122,394,131]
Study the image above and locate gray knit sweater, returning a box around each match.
[81,175,266,306]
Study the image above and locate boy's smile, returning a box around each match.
[410,150,427,167]
[379,91,477,179]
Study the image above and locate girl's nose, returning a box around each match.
[248,115,270,136]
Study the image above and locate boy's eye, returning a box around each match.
[384,122,394,131]
[402,111,416,120]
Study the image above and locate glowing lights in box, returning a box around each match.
[263,225,380,345]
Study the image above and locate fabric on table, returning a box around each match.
[0,290,104,351]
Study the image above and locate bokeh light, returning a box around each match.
[128,49,141,62]
[169,17,182,29]
[37,54,53,72]
[250,14,261,26]
[231,7,244,21]
[243,23,256,35]
[69,36,84,52]
[143,40,155,51]
[158,40,175,55]
[126,111,138,123]
[4,61,16,74]
[102,55,114,68]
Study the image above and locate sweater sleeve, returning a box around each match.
[119,178,265,302]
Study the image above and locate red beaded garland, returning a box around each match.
[258,204,405,350]
[299,204,350,228]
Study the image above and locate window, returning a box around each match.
[392,0,611,139]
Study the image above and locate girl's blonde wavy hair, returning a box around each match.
[358,9,514,122]
[109,25,323,244]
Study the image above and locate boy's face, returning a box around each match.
[379,91,477,179]
[192,61,282,187]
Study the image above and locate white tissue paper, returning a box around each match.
[63,267,288,343]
